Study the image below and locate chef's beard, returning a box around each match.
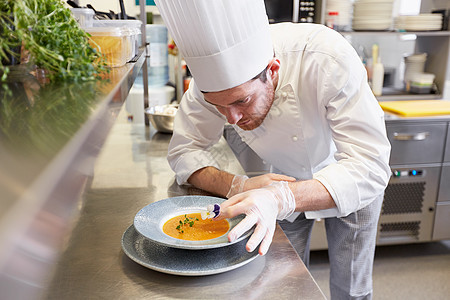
[237,81,276,131]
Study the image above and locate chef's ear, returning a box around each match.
[267,58,280,77]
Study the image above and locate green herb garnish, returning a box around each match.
[176,214,199,233]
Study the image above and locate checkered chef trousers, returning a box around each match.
[278,194,384,300]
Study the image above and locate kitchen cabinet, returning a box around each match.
[433,202,450,240]
[444,123,450,161]
[386,123,447,164]
[439,165,450,202]
[380,119,446,245]
[434,124,450,240]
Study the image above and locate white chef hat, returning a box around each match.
[155,0,273,92]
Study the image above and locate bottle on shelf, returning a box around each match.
[326,11,339,30]
[372,58,384,96]
[371,44,384,97]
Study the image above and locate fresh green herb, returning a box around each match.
[0,0,107,83]
[176,214,199,233]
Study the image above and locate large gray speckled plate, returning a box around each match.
[133,195,253,250]
[121,224,259,276]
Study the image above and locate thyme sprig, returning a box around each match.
[176,214,199,233]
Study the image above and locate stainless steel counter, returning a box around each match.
[43,106,326,300]
[0,54,145,299]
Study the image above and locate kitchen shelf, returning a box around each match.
[340,30,450,37]
[377,87,442,101]
[340,29,450,100]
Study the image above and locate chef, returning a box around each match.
[155,0,391,299]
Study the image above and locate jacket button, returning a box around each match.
[292,135,298,141]
[282,92,288,98]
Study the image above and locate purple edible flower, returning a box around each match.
[201,203,221,220]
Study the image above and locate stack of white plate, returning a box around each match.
[395,14,443,31]
[352,0,394,31]
[326,0,353,31]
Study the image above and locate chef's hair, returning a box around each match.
[250,52,276,84]
[252,64,269,83]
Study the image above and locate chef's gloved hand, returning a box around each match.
[226,175,249,198]
[217,181,296,255]
[226,173,296,198]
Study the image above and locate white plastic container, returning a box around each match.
[409,72,435,94]
[404,53,427,82]
[85,27,131,67]
[92,20,142,58]
[70,8,95,27]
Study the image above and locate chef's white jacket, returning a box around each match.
[167,23,391,219]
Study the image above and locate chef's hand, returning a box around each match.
[226,173,296,198]
[217,181,296,255]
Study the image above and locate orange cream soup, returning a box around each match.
[163,213,229,241]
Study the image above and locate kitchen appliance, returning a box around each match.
[378,165,440,244]
[297,0,317,23]
[264,0,317,23]
[378,122,447,245]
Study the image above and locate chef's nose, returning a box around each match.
[225,106,243,125]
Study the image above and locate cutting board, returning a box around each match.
[379,100,450,117]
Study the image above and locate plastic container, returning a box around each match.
[85,27,131,67]
[409,72,435,94]
[93,20,142,58]
[146,24,169,87]
[70,8,95,27]
[404,53,427,81]
[121,27,134,61]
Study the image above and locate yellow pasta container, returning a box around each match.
[85,27,131,67]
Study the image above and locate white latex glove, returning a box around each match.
[226,173,296,198]
[226,175,249,198]
[217,181,296,255]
